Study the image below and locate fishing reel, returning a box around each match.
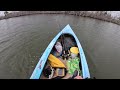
[62,50,71,60]
[43,66,54,79]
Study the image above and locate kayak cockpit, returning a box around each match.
[40,34,82,79]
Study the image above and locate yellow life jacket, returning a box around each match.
[48,54,66,68]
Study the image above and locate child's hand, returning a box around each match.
[74,75,83,79]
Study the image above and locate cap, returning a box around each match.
[70,47,79,54]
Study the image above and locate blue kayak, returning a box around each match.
[30,24,90,79]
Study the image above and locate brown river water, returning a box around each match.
[0,14,120,79]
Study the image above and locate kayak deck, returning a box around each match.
[40,34,82,79]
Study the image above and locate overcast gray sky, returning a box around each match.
[0,11,4,16]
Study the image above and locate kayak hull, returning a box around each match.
[30,24,90,79]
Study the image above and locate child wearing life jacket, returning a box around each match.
[52,42,63,57]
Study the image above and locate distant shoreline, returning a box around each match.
[0,11,120,25]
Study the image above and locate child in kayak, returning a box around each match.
[52,42,63,57]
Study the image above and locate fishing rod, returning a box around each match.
[61,28,70,60]
[57,21,69,60]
